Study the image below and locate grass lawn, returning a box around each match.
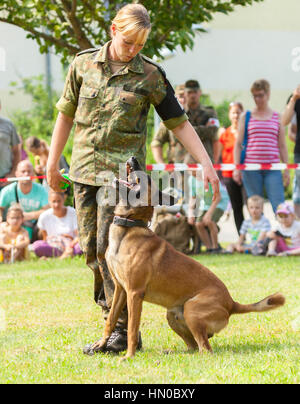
[0,254,299,384]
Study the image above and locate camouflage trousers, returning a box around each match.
[74,182,128,330]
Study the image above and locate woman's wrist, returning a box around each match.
[47,161,59,172]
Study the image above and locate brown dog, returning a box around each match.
[92,157,285,359]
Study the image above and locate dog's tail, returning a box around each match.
[231,292,285,315]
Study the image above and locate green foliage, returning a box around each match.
[9,75,58,140]
[200,93,232,128]
[9,75,74,205]
[9,75,74,159]
[0,0,264,63]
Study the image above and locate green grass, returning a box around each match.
[0,255,299,384]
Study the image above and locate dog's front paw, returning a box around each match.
[92,338,107,351]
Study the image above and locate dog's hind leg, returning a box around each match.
[183,298,213,353]
[183,297,229,353]
[166,308,198,351]
[123,290,144,359]
[92,282,127,351]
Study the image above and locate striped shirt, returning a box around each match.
[240,215,271,245]
[245,112,280,164]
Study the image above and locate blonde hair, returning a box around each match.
[112,4,151,43]
[247,195,264,207]
[251,79,270,94]
[7,204,24,218]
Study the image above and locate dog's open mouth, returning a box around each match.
[114,158,141,190]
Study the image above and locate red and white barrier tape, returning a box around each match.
[0,175,46,183]
[146,163,300,171]
[0,164,299,183]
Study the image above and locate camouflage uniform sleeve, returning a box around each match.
[149,70,188,130]
[151,122,170,148]
[56,59,81,118]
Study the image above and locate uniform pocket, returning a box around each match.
[74,86,99,125]
[119,90,139,105]
[115,91,148,134]
[79,86,99,99]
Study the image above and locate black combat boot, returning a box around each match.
[83,329,142,355]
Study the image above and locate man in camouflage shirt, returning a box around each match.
[184,80,219,164]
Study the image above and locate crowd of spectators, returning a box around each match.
[0,79,300,263]
[151,79,300,257]
[0,103,81,263]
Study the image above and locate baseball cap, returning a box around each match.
[185,80,201,91]
[276,202,294,215]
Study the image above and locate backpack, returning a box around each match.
[151,208,200,255]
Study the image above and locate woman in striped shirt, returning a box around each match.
[233,79,289,213]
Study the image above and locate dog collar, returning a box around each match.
[113,216,148,228]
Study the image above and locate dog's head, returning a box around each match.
[114,157,178,220]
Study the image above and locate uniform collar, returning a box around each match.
[95,41,144,74]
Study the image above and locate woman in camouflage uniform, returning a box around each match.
[47,4,219,354]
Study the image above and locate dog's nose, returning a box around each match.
[126,157,141,172]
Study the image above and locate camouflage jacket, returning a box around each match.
[187,105,218,162]
[151,122,187,163]
[56,41,187,186]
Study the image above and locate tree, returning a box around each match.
[0,0,263,62]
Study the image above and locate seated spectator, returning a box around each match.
[32,190,82,259]
[217,102,245,233]
[267,202,300,256]
[0,204,30,263]
[234,79,289,213]
[26,136,69,179]
[187,157,229,253]
[226,195,271,254]
[0,160,49,241]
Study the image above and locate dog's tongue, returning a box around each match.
[119,179,131,187]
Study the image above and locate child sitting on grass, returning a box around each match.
[267,202,300,256]
[32,190,82,259]
[226,195,271,254]
[187,156,229,253]
[0,204,30,263]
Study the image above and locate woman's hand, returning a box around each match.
[47,166,71,192]
[233,169,242,185]
[203,164,220,202]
